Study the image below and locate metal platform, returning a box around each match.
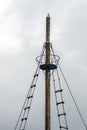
[40,64,57,70]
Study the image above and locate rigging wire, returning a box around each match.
[52,73,61,129]
[56,67,68,127]
[51,42,87,130]
[52,72,68,130]
[14,44,45,130]
[58,63,87,130]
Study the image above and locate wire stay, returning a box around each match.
[51,42,87,130]
[14,44,45,130]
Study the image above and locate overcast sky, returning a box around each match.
[0,0,87,130]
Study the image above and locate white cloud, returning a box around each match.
[0,13,22,53]
[0,0,12,14]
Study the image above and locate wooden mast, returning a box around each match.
[45,14,51,130]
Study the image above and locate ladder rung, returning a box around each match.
[24,106,30,110]
[21,117,27,121]
[31,85,36,88]
[60,126,68,129]
[34,74,38,78]
[55,89,63,93]
[28,96,33,99]
[58,113,66,117]
[56,101,64,105]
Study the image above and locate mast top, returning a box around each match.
[47,13,50,18]
[46,13,50,42]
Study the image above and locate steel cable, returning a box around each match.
[58,63,87,130]
[51,43,87,130]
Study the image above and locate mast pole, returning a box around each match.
[45,14,51,130]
